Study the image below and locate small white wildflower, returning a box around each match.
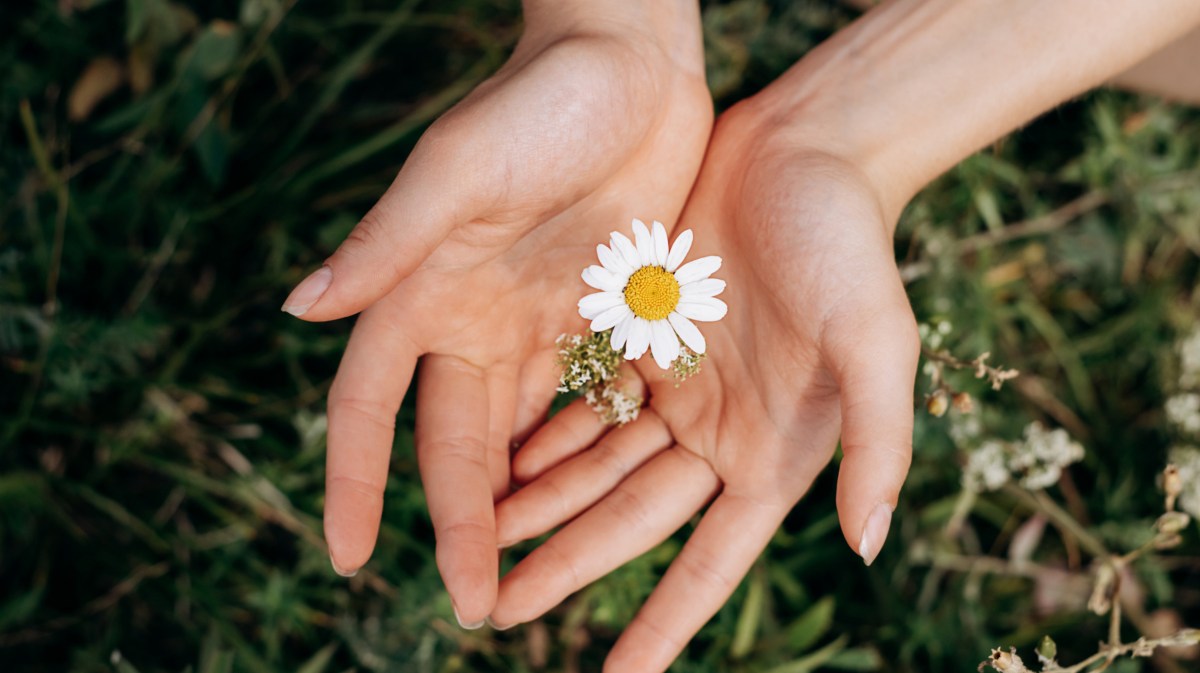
[585,384,643,426]
[1166,393,1200,435]
[964,440,1012,492]
[963,422,1084,493]
[1013,422,1085,490]
[1168,446,1200,519]
[950,412,983,445]
[1178,327,1200,389]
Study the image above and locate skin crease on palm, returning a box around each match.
[489,108,921,672]
[295,2,713,629]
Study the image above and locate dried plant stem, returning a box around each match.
[923,346,1020,391]
[1050,630,1198,673]
[1004,485,1110,559]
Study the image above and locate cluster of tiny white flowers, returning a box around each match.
[963,422,1085,492]
[1168,446,1200,519]
[555,333,621,394]
[585,385,642,426]
[1177,326,1200,389]
[964,440,1011,492]
[1166,393,1200,435]
[949,411,983,445]
[1013,422,1086,489]
[918,320,953,350]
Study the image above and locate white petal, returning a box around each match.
[632,219,654,266]
[578,291,624,319]
[675,297,727,322]
[674,255,722,285]
[667,312,706,354]
[591,304,631,332]
[651,221,669,266]
[680,278,726,298]
[665,229,693,272]
[610,232,642,270]
[649,319,680,370]
[582,265,625,292]
[611,314,635,351]
[597,243,633,278]
[624,318,652,360]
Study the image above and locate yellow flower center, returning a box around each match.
[623,266,680,321]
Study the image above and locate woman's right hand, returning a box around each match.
[286,0,713,629]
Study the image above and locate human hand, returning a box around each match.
[487,104,921,670]
[285,1,712,627]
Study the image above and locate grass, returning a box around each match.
[2,1,1198,671]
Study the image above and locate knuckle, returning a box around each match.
[329,396,396,431]
[328,474,384,500]
[676,554,736,594]
[421,435,490,468]
[590,442,632,480]
[600,486,651,533]
[438,518,492,543]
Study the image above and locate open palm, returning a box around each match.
[293,12,712,627]
[489,107,920,671]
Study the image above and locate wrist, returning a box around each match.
[738,0,1200,229]
[520,0,704,78]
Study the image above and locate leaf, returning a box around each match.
[786,596,835,653]
[181,22,242,82]
[731,566,767,659]
[765,635,849,673]
[295,644,338,673]
[69,57,125,121]
[824,647,883,671]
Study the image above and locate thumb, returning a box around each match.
[827,302,920,567]
[281,132,475,322]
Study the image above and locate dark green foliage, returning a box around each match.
[2,1,1198,671]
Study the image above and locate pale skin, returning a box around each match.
[281,0,710,626]
[283,0,1200,668]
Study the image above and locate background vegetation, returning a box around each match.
[2,1,1198,671]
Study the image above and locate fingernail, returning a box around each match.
[330,554,358,578]
[486,616,514,631]
[281,266,333,317]
[453,602,485,630]
[858,503,894,567]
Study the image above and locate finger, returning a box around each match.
[496,410,672,547]
[511,348,562,444]
[490,447,719,628]
[485,365,519,499]
[282,134,474,322]
[603,493,789,673]
[827,299,920,566]
[325,308,420,576]
[416,354,498,627]
[511,367,646,483]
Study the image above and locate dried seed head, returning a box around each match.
[980,647,1028,673]
[1164,463,1182,512]
[927,390,950,417]
[1157,511,1191,535]
[952,392,974,414]
[1088,563,1116,615]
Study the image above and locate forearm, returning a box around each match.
[1111,25,1200,105]
[751,0,1200,223]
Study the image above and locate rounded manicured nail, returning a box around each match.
[453,602,484,630]
[330,554,358,578]
[858,502,894,567]
[486,616,514,631]
[282,266,333,317]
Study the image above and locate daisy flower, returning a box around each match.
[577,219,726,369]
